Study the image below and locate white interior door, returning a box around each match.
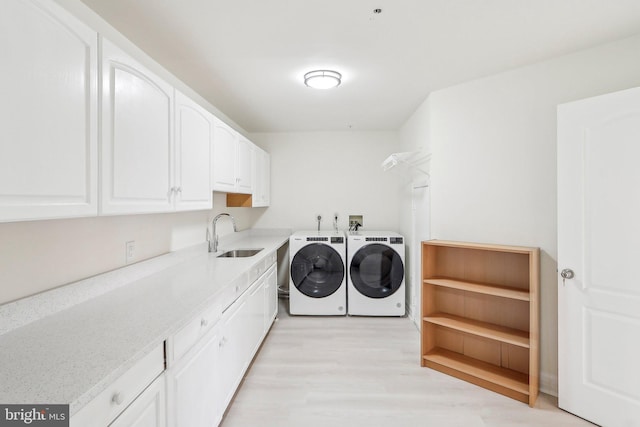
[557,87,640,427]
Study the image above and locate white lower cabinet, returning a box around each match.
[246,276,266,357]
[72,258,279,427]
[263,265,278,333]
[110,374,166,427]
[217,295,249,411]
[166,259,278,426]
[71,345,165,427]
[167,326,221,427]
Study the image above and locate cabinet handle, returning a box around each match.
[177,187,182,193]
[112,392,124,405]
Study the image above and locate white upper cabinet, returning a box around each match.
[252,146,270,207]
[0,0,98,222]
[236,136,253,194]
[211,119,253,194]
[211,119,238,192]
[100,38,174,215]
[174,91,213,211]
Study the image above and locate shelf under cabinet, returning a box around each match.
[423,313,530,348]
[423,278,530,301]
[423,348,530,400]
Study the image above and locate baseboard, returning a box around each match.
[405,304,419,327]
[539,371,558,397]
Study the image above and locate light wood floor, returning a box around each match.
[221,299,593,427]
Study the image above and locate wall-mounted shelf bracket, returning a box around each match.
[381,150,431,177]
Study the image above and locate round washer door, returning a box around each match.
[350,243,404,298]
[291,243,345,298]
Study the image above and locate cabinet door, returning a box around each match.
[264,265,278,332]
[218,298,249,411]
[247,277,266,357]
[101,38,174,215]
[167,327,220,427]
[211,119,238,192]
[174,91,212,211]
[110,374,166,427]
[0,0,98,222]
[236,137,253,194]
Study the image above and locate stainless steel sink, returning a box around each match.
[217,248,263,258]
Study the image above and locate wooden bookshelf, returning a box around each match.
[421,240,539,406]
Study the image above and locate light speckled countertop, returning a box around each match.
[0,229,290,415]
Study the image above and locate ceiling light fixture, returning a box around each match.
[304,70,342,89]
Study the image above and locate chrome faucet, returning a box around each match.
[208,213,237,253]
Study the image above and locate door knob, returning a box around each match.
[560,269,575,279]
[560,268,575,286]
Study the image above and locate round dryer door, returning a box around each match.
[350,243,404,298]
[291,243,345,298]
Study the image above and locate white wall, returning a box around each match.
[398,33,640,396]
[250,131,402,232]
[0,193,256,304]
[397,99,432,322]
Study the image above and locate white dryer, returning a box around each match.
[347,231,405,316]
[289,230,347,315]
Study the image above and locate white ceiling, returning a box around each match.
[80,0,640,133]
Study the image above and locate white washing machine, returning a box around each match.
[289,230,347,315]
[347,231,405,316]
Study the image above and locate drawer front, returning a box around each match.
[170,300,221,363]
[220,252,277,312]
[220,274,248,311]
[109,373,166,427]
[248,251,276,284]
[71,344,164,426]
[266,251,277,266]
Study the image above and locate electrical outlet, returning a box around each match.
[125,241,135,264]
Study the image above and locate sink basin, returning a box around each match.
[217,248,263,258]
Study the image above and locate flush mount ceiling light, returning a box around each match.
[304,70,342,89]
